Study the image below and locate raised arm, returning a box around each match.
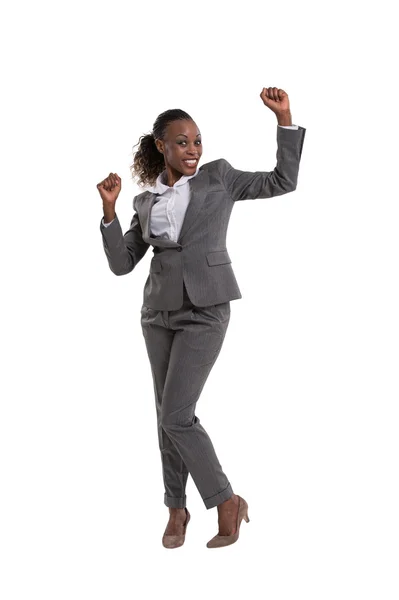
[100,205,150,275]
[219,124,306,201]
[219,87,306,201]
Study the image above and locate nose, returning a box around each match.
[184,143,200,158]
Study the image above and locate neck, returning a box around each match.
[163,165,183,187]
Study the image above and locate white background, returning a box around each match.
[1,0,398,598]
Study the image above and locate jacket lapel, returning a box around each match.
[178,168,209,242]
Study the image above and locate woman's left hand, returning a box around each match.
[260,87,290,114]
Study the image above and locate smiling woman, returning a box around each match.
[98,91,306,550]
[130,108,203,189]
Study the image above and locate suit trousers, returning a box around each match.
[140,281,234,509]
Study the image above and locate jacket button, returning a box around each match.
[177,247,182,252]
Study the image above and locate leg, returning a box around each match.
[141,308,189,508]
[160,301,233,509]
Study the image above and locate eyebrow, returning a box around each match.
[176,133,201,138]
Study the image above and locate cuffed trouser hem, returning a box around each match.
[203,482,234,509]
[164,493,187,508]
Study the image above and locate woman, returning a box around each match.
[97,87,306,549]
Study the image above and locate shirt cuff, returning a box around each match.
[102,217,115,227]
[278,124,299,130]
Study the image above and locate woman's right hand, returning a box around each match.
[97,172,121,205]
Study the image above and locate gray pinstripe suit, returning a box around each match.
[100,124,306,509]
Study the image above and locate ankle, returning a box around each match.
[226,493,239,503]
[218,493,238,509]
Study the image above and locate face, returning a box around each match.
[155,119,203,177]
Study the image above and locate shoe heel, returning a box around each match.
[243,510,250,523]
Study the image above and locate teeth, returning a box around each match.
[184,160,196,164]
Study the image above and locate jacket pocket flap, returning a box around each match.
[206,250,231,266]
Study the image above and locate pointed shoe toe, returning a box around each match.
[162,534,185,549]
[162,508,190,549]
[206,533,237,548]
[206,495,249,549]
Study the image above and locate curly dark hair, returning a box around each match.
[130,108,194,189]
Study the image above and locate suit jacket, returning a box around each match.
[100,124,306,310]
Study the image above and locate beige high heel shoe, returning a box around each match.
[162,507,191,549]
[206,495,249,548]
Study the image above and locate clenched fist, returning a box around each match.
[259,87,290,115]
[97,172,121,205]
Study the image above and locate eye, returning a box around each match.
[178,140,202,145]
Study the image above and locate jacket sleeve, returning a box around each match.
[99,197,150,275]
[219,124,306,201]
